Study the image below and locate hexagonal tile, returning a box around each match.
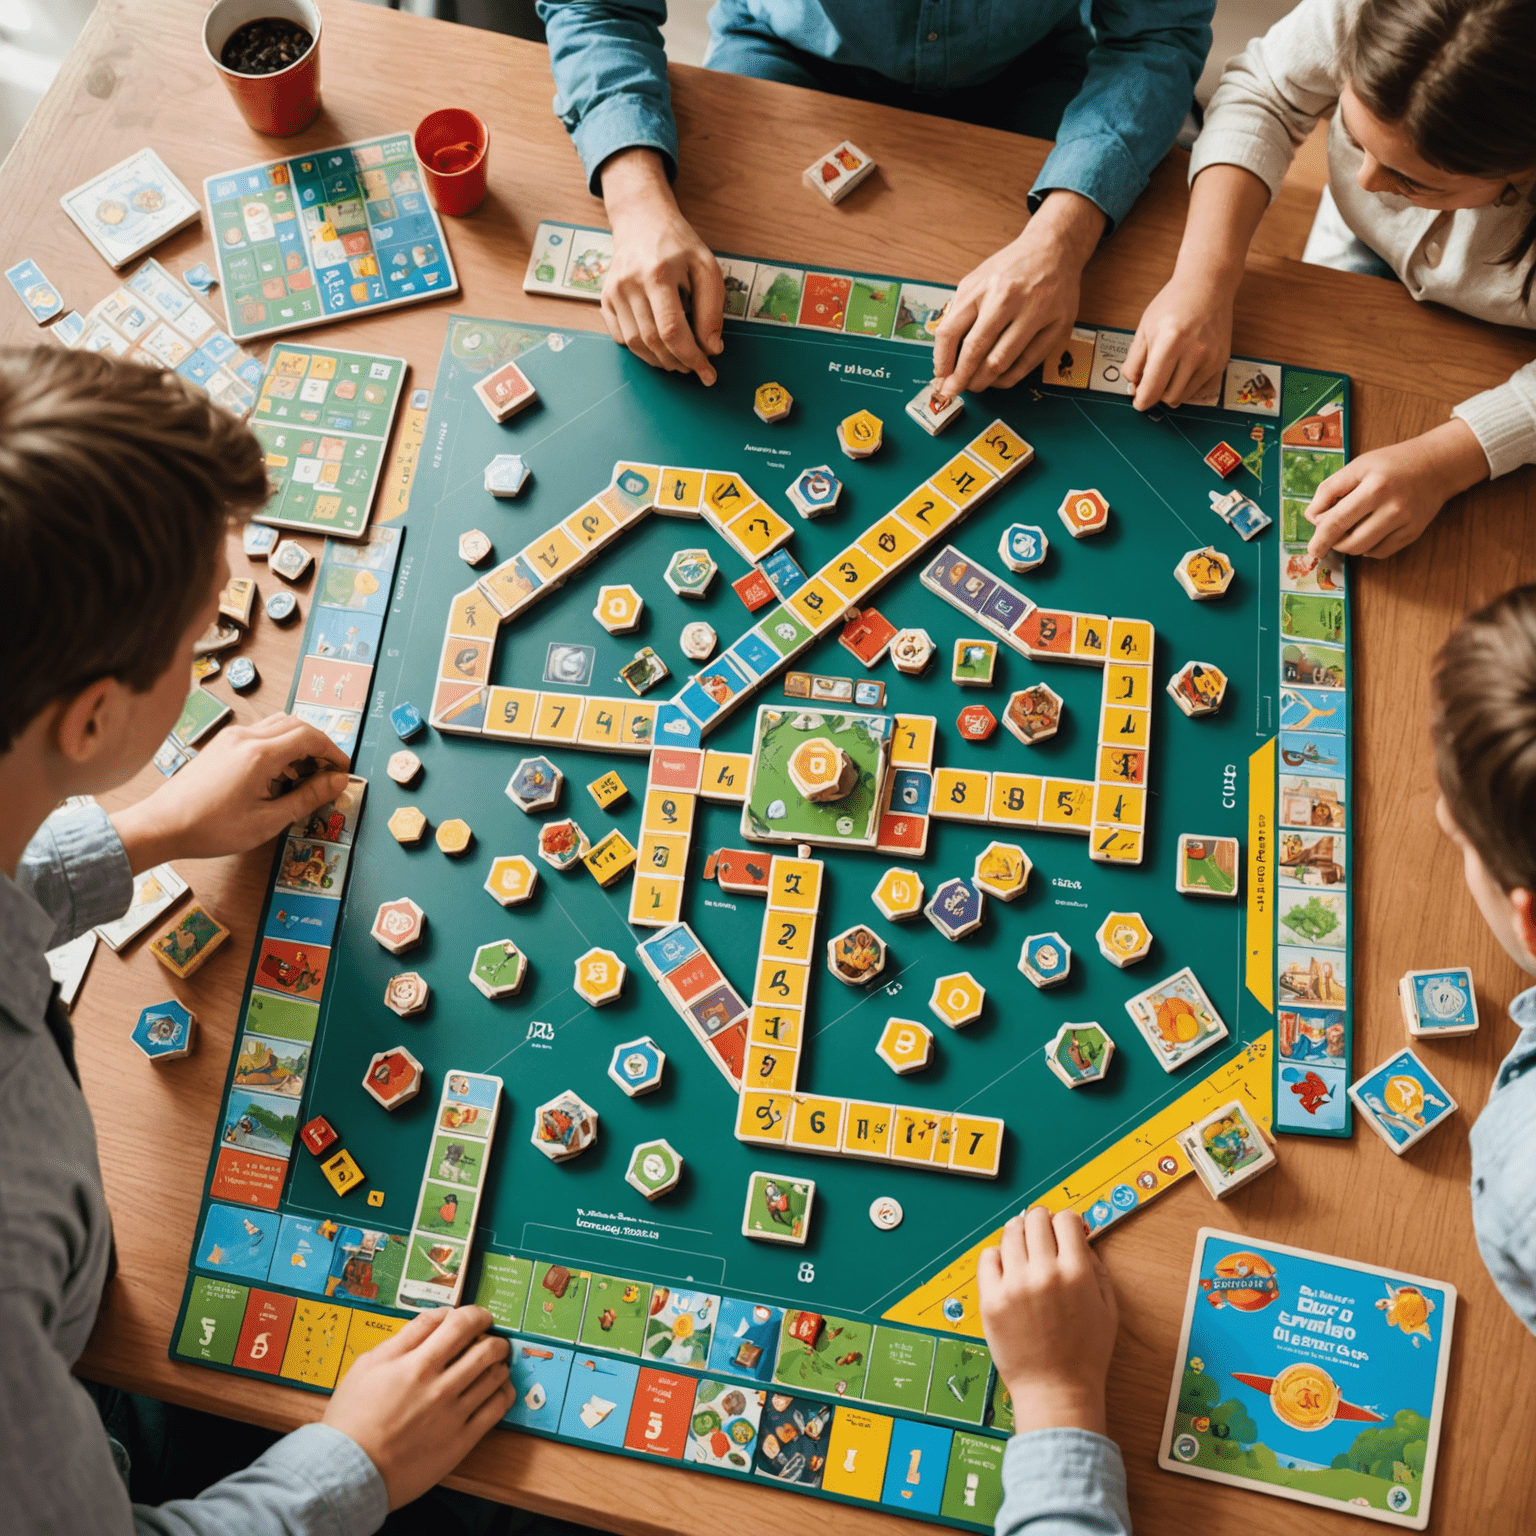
[1044,1022,1116,1088]
[387,805,428,845]
[1019,931,1071,989]
[1174,546,1234,600]
[826,924,887,986]
[999,522,1048,573]
[390,701,424,741]
[664,548,718,599]
[505,756,563,813]
[929,972,985,1029]
[458,528,493,567]
[872,867,925,921]
[786,464,842,519]
[925,877,985,941]
[1167,660,1229,718]
[1057,487,1110,538]
[469,939,527,999]
[537,818,590,871]
[837,408,884,458]
[1003,684,1063,745]
[788,737,857,802]
[386,749,422,786]
[875,1017,934,1075]
[371,897,426,955]
[952,638,998,687]
[484,452,531,497]
[956,704,997,742]
[435,818,474,857]
[363,1045,424,1110]
[753,381,793,424]
[1096,911,1153,968]
[384,971,430,1017]
[890,627,935,675]
[594,584,644,634]
[625,1138,684,1200]
[576,947,628,1006]
[680,621,717,661]
[531,1089,599,1162]
[608,1035,666,1096]
[484,854,539,907]
[973,842,1032,902]
[131,999,196,1062]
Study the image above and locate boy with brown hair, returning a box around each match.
[0,346,513,1534]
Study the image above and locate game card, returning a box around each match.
[60,149,200,268]
[6,258,63,323]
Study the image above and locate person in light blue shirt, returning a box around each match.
[537,0,1213,397]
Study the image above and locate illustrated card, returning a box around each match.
[685,1379,765,1470]
[1349,1049,1457,1152]
[61,149,200,268]
[1123,966,1230,1072]
[6,258,63,322]
[644,1287,719,1367]
[505,1341,574,1431]
[892,282,951,343]
[754,1393,833,1487]
[196,1203,280,1279]
[276,835,350,897]
[558,1352,640,1447]
[1160,1230,1455,1528]
[96,861,189,951]
[1401,969,1478,1035]
[773,1312,872,1399]
[577,1274,653,1357]
[746,265,804,326]
[708,1297,783,1382]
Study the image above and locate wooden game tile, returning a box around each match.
[787,1094,847,1151]
[1098,706,1150,750]
[643,787,696,836]
[749,1005,804,1050]
[610,461,663,505]
[929,1114,957,1170]
[618,702,658,749]
[890,484,961,539]
[562,498,618,551]
[576,697,628,748]
[628,874,684,928]
[759,908,815,962]
[930,450,997,509]
[594,482,654,529]
[1102,662,1151,709]
[819,544,884,604]
[448,587,500,640]
[477,562,540,619]
[787,577,844,633]
[768,857,823,911]
[437,633,491,686]
[636,831,690,878]
[279,1299,350,1388]
[875,809,931,858]
[989,772,1043,827]
[948,1115,1004,1178]
[736,1089,791,1146]
[1096,743,1148,786]
[1093,782,1147,829]
[744,1042,800,1093]
[965,421,1035,482]
[429,681,487,735]
[723,500,794,562]
[480,686,538,740]
[699,751,750,801]
[931,767,991,823]
[521,526,583,583]
[1038,779,1095,832]
[702,471,757,523]
[754,956,810,1010]
[1089,824,1145,865]
[1070,614,1110,662]
[856,513,924,571]
[649,747,706,793]
[1013,607,1076,657]
[531,692,582,744]
[840,1100,895,1160]
[890,1107,945,1165]
[889,715,937,770]
[1108,618,1154,664]
[655,466,704,513]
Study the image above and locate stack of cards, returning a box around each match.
[1210,487,1273,542]
[905,382,963,436]
[60,149,200,269]
[1348,1048,1458,1155]
[149,904,231,979]
[1399,967,1479,1038]
[96,863,190,952]
[474,360,537,422]
[1175,1098,1276,1199]
[802,140,876,204]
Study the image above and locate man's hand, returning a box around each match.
[599,148,724,385]
[1124,269,1237,411]
[1305,418,1489,559]
[112,713,349,871]
[932,191,1106,397]
[323,1307,513,1510]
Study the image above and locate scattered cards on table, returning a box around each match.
[60,148,200,269]
[6,258,64,323]
[96,862,190,952]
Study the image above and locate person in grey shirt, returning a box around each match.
[0,346,514,1535]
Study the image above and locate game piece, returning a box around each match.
[827,925,888,986]
[191,655,222,683]
[265,590,300,624]
[619,646,671,696]
[474,359,537,422]
[300,1116,339,1157]
[506,756,564,813]
[95,863,189,952]
[869,1196,904,1231]
[364,1045,425,1110]
[587,770,630,811]
[905,381,964,436]
[484,854,539,907]
[594,584,643,634]
[183,262,216,294]
[625,1139,684,1200]
[956,704,997,742]
[387,806,428,845]
[1177,834,1240,897]
[1210,487,1273,541]
[1204,440,1243,478]
[1175,1098,1276,1198]
[371,897,426,955]
[951,638,997,687]
[802,139,875,203]
[532,1089,599,1162]
[218,576,257,627]
[543,642,595,687]
[5,257,62,323]
[458,529,494,567]
[270,540,315,583]
[1167,660,1228,718]
[787,737,858,802]
[732,569,776,612]
[386,749,423,786]
[664,548,718,599]
[193,619,241,655]
[890,628,935,676]
[1002,684,1063,745]
[840,608,897,668]
[538,818,590,871]
[584,828,638,887]
[679,621,717,661]
[1019,932,1071,989]
[149,905,230,979]
[435,818,474,857]
[130,999,196,1063]
[758,546,808,600]
[469,940,528,999]
[575,947,627,1006]
[837,409,883,458]
[226,656,259,693]
[706,848,770,892]
[170,688,231,750]
[384,971,431,1017]
[320,1149,365,1197]
[51,310,85,346]
[60,148,199,268]
[742,1171,814,1245]
[999,522,1048,573]
[786,464,843,519]
[973,842,1030,902]
[1124,966,1229,1072]
[243,522,279,559]
[1096,911,1153,967]
[926,878,984,941]
[366,1190,385,1207]
[872,868,924,921]
[608,1035,665,1096]
[485,452,531,497]
[1175,546,1234,601]
[753,382,793,423]
[391,701,425,741]
[875,1018,933,1075]
[1057,488,1110,538]
[1399,967,1479,1038]
[1349,1048,1458,1155]
[928,972,985,1028]
[1044,1023,1114,1089]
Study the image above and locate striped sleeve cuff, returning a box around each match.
[1452,375,1536,480]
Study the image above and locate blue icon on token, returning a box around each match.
[1110,1183,1139,1211]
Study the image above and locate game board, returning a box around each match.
[171,250,1352,1527]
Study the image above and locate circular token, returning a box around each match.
[265,589,300,624]
[869,1196,904,1231]
[226,656,259,692]
[386,749,423,786]
[680,621,716,661]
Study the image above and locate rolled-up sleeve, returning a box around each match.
[537,0,678,193]
[16,801,133,949]
[996,1427,1132,1536]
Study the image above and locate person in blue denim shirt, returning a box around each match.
[1431,584,1536,1339]
[536,0,1212,398]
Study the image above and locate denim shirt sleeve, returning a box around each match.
[1032,0,1214,231]
[996,1427,1132,1535]
[537,0,678,193]
[16,801,134,950]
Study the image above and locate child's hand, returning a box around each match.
[113,713,350,870]
[1305,418,1489,559]
[1124,271,1235,411]
[978,1207,1118,1437]
[322,1306,513,1509]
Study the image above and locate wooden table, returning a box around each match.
[4,1,1535,1530]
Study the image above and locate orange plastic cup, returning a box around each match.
[414,109,490,217]
[204,0,323,139]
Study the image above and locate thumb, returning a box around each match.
[283,765,351,819]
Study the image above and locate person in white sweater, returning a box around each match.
[1125,0,1536,559]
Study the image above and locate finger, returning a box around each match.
[415,1305,496,1372]
[1306,485,1375,558]
[369,1306,446,1362]
[456,1352,514,1412]
[646,280,710,377]
[967,311,1037,394]
[629,284,689,374]
[461,1379,517,1446]
[598,287,627,348]
[248,717,348,769]
[1122,326,1147,387]
[442,1332,511,1397]
[687,251,726,361]
[1329,506,1400,558]
[931,295,979,390]
[1131,336,1177,412]
[1305,464,1362,521]
[1051,1208,1094,1278]
[1159,351,1204,411]
[605,289,664,370]
[281,765,353,823]
[976,1243,1003,1299]
[944,299,1017,397]
[996,319,1070,394]
[1187,362,1225,408]
[999,1212,1028,1277]
[1022,1203,1057,1269]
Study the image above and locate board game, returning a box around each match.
[171,245,1353,1527]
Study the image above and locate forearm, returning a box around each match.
[1024,191,1107,272]
[1172,164,1271,296]
[600,145,681,224]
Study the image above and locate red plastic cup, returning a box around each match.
[204,0,323,139]
[414,109,490,218]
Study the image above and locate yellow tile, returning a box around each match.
[636,831,690,877]
[320,1149,364,1196]
[1089,825,1146,865]
[700,751,750,801]
[930,450,996,508]
[890,1107,944,1165]
[563,498,617,551]
[891,715,936,770]
[724,501,794,560]
[628,874,683,926]
[480,559,540,615]
[643,787,696,836]
[448,586,500,639]
[279,1299,349,1388]
[583,829,637,886]
[577,697,626,748]
[744,1042,800,1092]
[769,858,823,911]
[930,1114,957,1170]
[337,1309,406,1384]
[823,1407,895,1501]
[965,421,1034,480]
[522,525,582,581]
[857,514,923,570]
[761,909,816,963]
[841,1099,895,1160]
[821,544,884,602]
[482,686,538,740]
[1103,663,1150,709]
[1092,782,1146,828]
[754,957,809,1009]
[989,772,1042,826]
[532,692,582,743]
[702,471,755,523]
[931,767,991,823]
[736,1088,791,1145]
[1097,743,1148,786]
[596,483,651,527]
[587,770,629,811]
[1040,779,1095,831]
[1072,614,1109,661]
[749,1005,804,1050]
[890,484,960,538]
[439,632,491,684]
[611,461,661,505]
[1099,705,1150,749]
[948,1115,1004,1177]
[1109,618,1154,664]
[787,1094,846,1151]
[619,702,657,749]
[787,577,843,632]
[656,466,703,512]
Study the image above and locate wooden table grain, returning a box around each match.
[4,1,1535,1531]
